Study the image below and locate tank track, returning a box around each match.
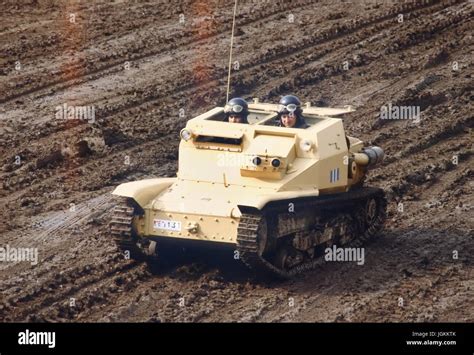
[110,199,144,260]
[236,187,387,279]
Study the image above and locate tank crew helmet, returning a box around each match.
[224,97,249,123]
[278,95,308,128]
[278,95,302,117]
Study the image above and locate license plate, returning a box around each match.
[153,219,182,232]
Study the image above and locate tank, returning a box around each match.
[110,99,387,278]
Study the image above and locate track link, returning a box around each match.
[110,199,143,259]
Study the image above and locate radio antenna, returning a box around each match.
[226,0,238,103]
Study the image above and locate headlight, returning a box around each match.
[300,139,313,152]
[271,158,281,168]
[252,156,262,166]
[180,129,193,141]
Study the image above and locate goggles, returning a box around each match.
[278,103,299,113]
[224,104,245,113]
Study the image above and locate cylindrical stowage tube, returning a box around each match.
[353,146,384,168]
[362,146,384,167]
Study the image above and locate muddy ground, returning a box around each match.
[0,0,472,322]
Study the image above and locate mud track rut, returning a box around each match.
[0,0,472,322]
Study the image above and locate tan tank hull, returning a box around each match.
[113,179,324,244]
